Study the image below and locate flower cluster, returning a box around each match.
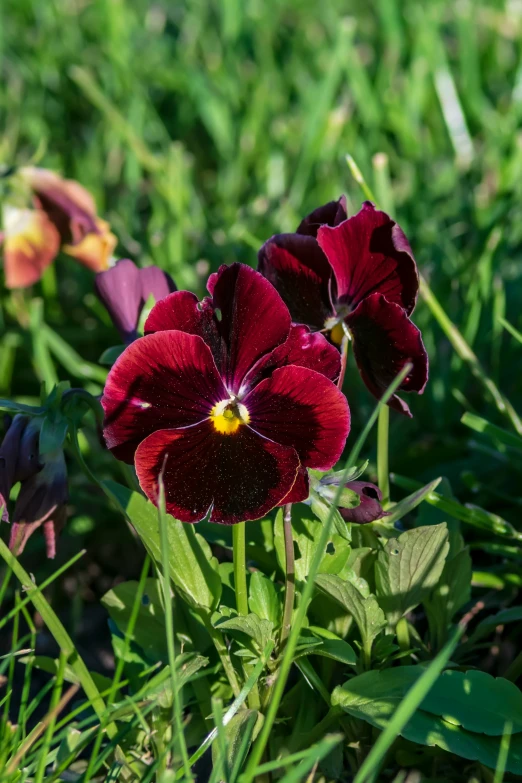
[100,197,427,527]
[1,167,116,288]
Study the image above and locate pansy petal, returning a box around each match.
[346,293,428,416]
[95,259,142,342]
[244,324,340,390]
[102,331,227,462]
[317,202,418,314]
[257,235,333,329]
[139,265,177,302]
[210,263,292,393]
[63,218,117,272]
[340,481,389,524]
[135,420,300,525]
[245,366,350,469]
[296,195,347,236]
[144,291,223,369]
[2,206,60,289]
[278,468,309,505]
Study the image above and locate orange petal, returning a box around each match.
[2,206,60,288]
[63,218,117,272]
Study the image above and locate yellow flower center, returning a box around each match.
[329,322,345,346]
[210,399,250,435]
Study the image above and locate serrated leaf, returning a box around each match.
[248,571,281,627]
[103,481,221,613]
[375,524,449,629]
[214,613,274,655]
[315,573,386,659]
[274,504,351,584]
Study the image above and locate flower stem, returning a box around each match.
[377,404,390,507]
[396,617,411,665]
[280,504,295,649]
[337,332,350,390]
[233,522,249,617]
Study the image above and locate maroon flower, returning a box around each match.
[102,263,350,525]
[258,199,428,415]
[95,259,177,343]
[340,481,389,524]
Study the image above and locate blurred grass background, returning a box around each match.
[1,0,522,571]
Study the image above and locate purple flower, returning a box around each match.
[95,259,177,343]
[340,481,389,524]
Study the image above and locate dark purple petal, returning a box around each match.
[102,331,227,462]
[135,420,300,525]
[296,195,348,237]
[245,366,350,470]
[96,260,176,343]
[346,293,428,416]
[257,235,334,329]
[244,324,341,389]
[10,449,68,558]
[144,291,224,370]
[278,468,310,505]
[317,202,419,315]
[340,481,389,524]
[95,260,141,342]
[139,265,177,304]
[0,415,41,523]
[209,264,292,394]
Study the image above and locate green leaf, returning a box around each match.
[465,606,522,646]
[311,497,351,543]
[374,523,449,628]
[214,613,274,655]
[0,399,45,415]
[102,578,188,662]
[294,637,357,666]
[274,504,351,584]
[248,571,281,627]
[424,547,472,642]
[384,478,442,526]
[39,413,69,454]
[211,709,259,775]
[315,574,386,660]
[99,345,126,366]
[103,481,221,613]
[333,667,522,774]
[19,655,112,693]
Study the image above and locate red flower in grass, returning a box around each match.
[258,199,428,415]
[102,263,350,525]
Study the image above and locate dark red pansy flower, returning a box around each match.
[340,481,389,524]
[95,259,177,343]
[102,263,350,525]
[258,199,428,415]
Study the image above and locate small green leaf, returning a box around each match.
[214,613,274,655]
[315,573,386,660]
[103,481,221,613]
[99,345,126,365]
[311,497,351,542]
[248,571,281,627]
[0,399,45,415]
[39,413,69,454]
[295,636,357,666]
[375,523,449,629]
[384,478,442,526]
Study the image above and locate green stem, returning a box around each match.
[233,522,249,617]
[280,504,295,648]
[377,404,390,507]
[205,621,242,699]
[0,538,118,740]
[396,617,411,665]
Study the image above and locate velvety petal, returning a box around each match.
[2,206,60,288]
[346,293,428,416]
[244,366,350,469]
[277,468,310,505]
[139,265,177,303]
[340,481,389,524]
[144,291,224,369]
[317,202,418,315]
[102,331,227,462]
[296,195,348,237]
[135,420,300,525]
[95,259,142,342]
[244,324,340,390]
[22,167,98,245]
[63,218,117,272]
[0,415,29,522]
[257,235,333,329]
[209,264,292,393]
